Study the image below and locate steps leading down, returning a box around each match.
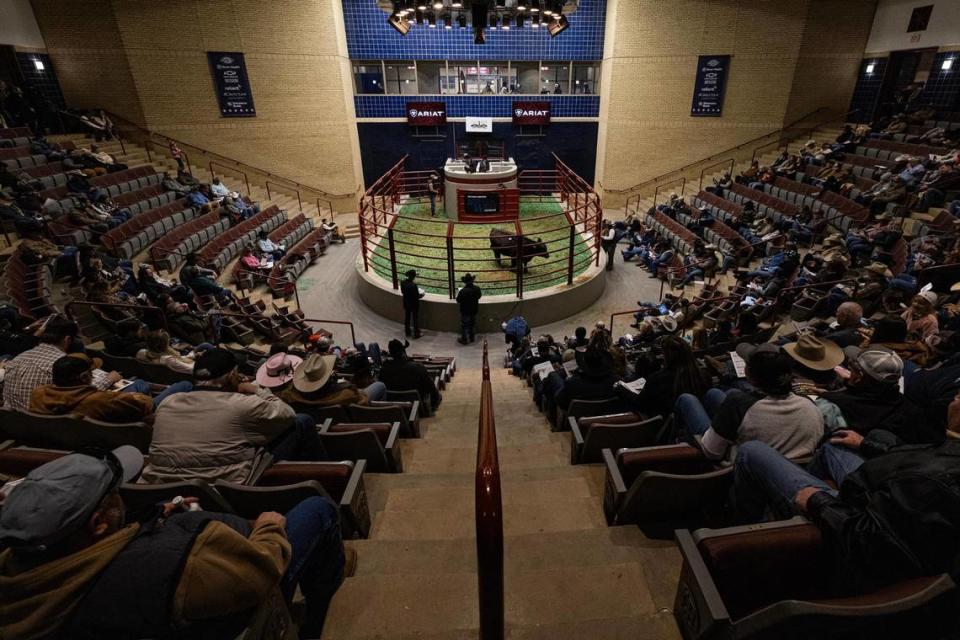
[322,366,681,639]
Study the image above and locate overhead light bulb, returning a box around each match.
[433,1,443,9]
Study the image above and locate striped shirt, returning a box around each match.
[2,344,111,412]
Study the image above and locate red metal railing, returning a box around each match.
[476,339,504,639]
[358,154,603,299]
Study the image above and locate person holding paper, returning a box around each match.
[619,336,710,420]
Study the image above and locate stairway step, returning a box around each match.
[507,612,680,640]
[322,572,479,639]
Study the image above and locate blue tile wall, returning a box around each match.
[848,58,887,122]
[355,94,599,117]
[342,0,606,61]
[921,52,960,111]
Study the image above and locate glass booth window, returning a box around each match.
[450,62,480,94]
[353,62,384,94]
[384,61,418,95]
[478,62,512,94]
[539,63,570,95]
[512,61,540,95]
[573,62,599,95]
[418,61,445,94]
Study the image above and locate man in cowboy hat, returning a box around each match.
[675,343,824,461]
[400,269,424,339]
[781,333,845,395]
[456,273,482,345]
[553,347,619,416]
[0,447,352,639]
[379,338,441,410]
[142,349,322,484]
[281,352,386,408]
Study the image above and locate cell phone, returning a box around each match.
[111,379,135,392]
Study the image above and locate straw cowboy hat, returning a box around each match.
[865,262,893,278]
[659,316,678,333]
[822,233,844,247]
[255,352,302,388]
[783,334,844,371]
[950,281,960,293]
[292,354,338,393]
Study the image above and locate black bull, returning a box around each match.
[489,229,549,272]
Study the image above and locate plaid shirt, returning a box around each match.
[2,343,110,412]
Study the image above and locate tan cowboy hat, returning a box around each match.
[292,354,338,393]
[866,262,893,278]
[659,316,678,333]
[783,334,844,371]
[951,281,960,293]
[823,233,844,247]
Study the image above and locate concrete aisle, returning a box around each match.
[321,366,681,639]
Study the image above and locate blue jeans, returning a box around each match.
[460,314,476,341]
[621,246,647,261]
[269,413,324,462]
[733,440,855,521]
[364,381,387,402]
[282,496,346,637]
[674,389,727,437]
[428,193,436,216]
[122,379,193,409]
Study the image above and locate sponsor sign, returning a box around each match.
[208,52,256,117]
[512,101,551,125]
[691,55,730,117]
[465,117,493,133]
[407,101,447,125]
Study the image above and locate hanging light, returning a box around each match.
[443,13,452,28]
[530,0,541,13]
[428,12,437,27]
[515,13,524,28]
[457,13,467,27]
[489,14,498,29]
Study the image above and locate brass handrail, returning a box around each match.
[476,339,504,640]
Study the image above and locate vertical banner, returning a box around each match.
[208,52,256,117]
[690,55,730,117]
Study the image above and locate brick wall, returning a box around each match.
[596,0,877,206]
[31,0,363,200]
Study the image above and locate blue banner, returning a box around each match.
[690,55,730,117]
[208,52,256,118]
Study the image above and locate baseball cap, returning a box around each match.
[52,353,103,386]
[734,341,779,361]
[843,346,903,385]
[0,446,143,550]
[193,348,238,381]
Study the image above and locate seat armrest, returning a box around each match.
[384,422,401,449]
[340,459,370,538]
[407,400,419,425]
[602,448,628,525]
[569,416,585,442]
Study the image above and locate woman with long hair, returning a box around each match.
[623,335,710,419]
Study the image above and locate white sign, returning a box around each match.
[465,117,493,133]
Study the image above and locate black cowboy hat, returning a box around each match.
[461,273,475,283]
[405,269,417,279]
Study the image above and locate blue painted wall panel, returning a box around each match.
[357,121,598,187]
[355,94,599,118]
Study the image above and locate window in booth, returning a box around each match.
[450,62,481,94]
[350,60,600,96]
[512,61,540,95]
[478,62,512,94]
[353,61,384,94]
[539,63,570,95]
[384,61,418,95]
[572,62,600,95]
[418,61,445,94]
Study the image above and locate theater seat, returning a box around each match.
[0,407,153,454]
[120,479,236,522]
[319,420,403,473]
[674,518,957,640]
[568,413,664,464]
[554,396,624,432]
[602,444,731,537]
[255,459,370,538]
[350,400,420,438]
